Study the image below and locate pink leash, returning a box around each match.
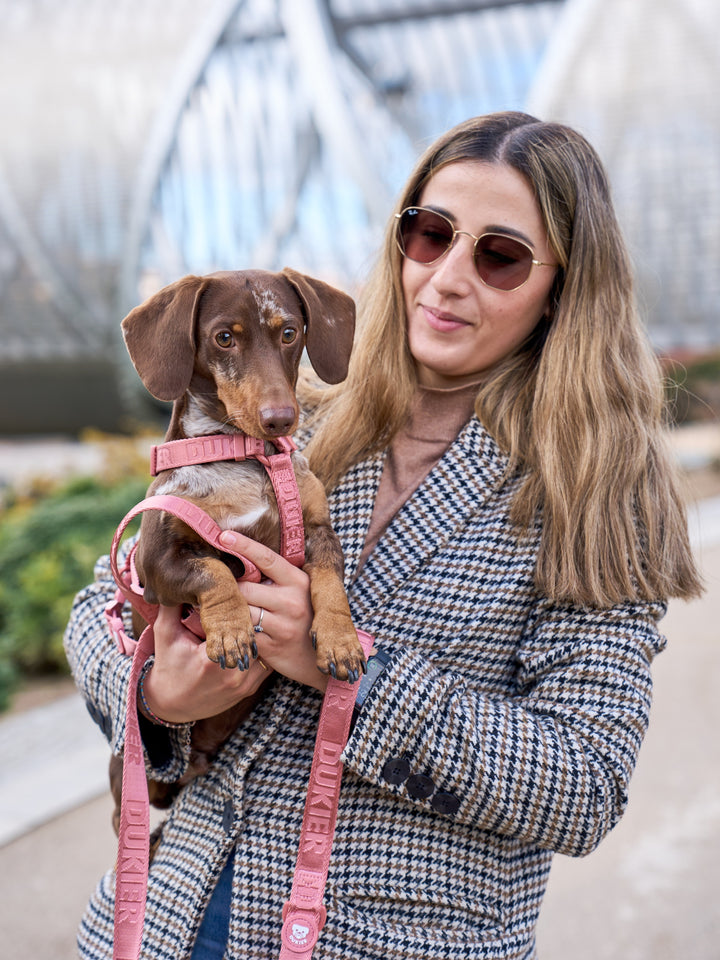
[108,494,264,960]
[279,628,373,958]
[105,435,372,959]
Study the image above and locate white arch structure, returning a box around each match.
[0,0,715,429]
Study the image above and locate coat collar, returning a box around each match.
[329,417,511,599]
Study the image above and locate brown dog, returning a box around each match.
[109,267,365,835]
[123,266,365,679]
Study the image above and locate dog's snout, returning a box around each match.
[259,406,296,436]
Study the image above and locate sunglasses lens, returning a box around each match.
[474,234,533,291]
[398,208,454,263]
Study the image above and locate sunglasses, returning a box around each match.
[394,206,556,292]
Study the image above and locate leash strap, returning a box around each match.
[109,494,268,960]
[107,436,349,959]
[279,629,375,959]
[151,434,305,567]
[113,623,155,960]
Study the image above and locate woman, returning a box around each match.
[65,112,701,959]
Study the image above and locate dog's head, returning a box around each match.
[121,268,355,439]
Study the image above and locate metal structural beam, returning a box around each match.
[278,0,396,225]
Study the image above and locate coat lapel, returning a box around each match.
[339,418,510,615]
[328,449,385,586]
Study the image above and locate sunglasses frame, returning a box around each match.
[394,206,556,292]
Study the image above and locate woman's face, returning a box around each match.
[402,161,557,388]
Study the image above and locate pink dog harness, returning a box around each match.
[106,434,371,959]
[151,433,305,566]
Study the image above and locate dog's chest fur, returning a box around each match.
[150,459,282,553]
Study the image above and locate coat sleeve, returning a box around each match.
[63,548,192,781]
[342,597,667,857]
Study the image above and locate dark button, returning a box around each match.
[431,791,461,816]
[382,757,411,785]
[406,774,435,800]
[85,700,111,739]
[222,798,234,834]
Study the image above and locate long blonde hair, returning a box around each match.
[302,112,702,607]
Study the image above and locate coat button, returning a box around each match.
[85,700,111,739]
[382,758,411,785]
[431,791,460,816]
[406,774,435,800]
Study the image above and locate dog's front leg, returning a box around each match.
[138,529,256,669]
[301,476,366,683]
[190,557,257,669]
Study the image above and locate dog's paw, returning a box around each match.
[203,607,256,671]
[311,615,366,683]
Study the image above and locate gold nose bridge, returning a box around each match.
[444,227,480,259]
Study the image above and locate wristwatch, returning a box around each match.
[351,647,394,730]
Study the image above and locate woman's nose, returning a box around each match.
[430,233,477,293]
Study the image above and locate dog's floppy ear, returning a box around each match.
[121,275,209,401]
[281,267,355,384]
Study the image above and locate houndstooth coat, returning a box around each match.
[65,416,666,959]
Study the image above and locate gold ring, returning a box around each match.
[257,657,269,671]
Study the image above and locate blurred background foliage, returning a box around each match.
[663,351,720,425]
[0,435,150,710]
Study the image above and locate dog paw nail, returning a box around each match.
[311,632,317,650]
[218,656,226,670]
[329,663,337,679]
[251,640,258,658]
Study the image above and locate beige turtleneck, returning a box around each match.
[358,380,480,569]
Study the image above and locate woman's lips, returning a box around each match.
[422,305,471,332]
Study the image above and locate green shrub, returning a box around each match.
[0,473,147,710]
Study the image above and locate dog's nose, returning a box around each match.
[259,406,296,436]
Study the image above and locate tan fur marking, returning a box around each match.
[307,566,364,680]
[194,557,255,667]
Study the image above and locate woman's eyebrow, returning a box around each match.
[424,204,536,248]
[485,224,536,248]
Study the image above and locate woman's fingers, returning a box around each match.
[147,603,271,722]
[219,529,303,586]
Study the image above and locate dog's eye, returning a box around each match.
[215,331,233,348]
[281,327,298,344]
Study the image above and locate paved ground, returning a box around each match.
[0,432,719,958]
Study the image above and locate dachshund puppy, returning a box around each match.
[121,267,365,682]
[108,268,365,840]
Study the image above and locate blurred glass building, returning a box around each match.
[0,0,717,431]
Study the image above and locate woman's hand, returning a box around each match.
[141,531,328,724]
[140,604,271,724]
[219,529,330,694]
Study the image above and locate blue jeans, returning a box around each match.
[190,849,235,959]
